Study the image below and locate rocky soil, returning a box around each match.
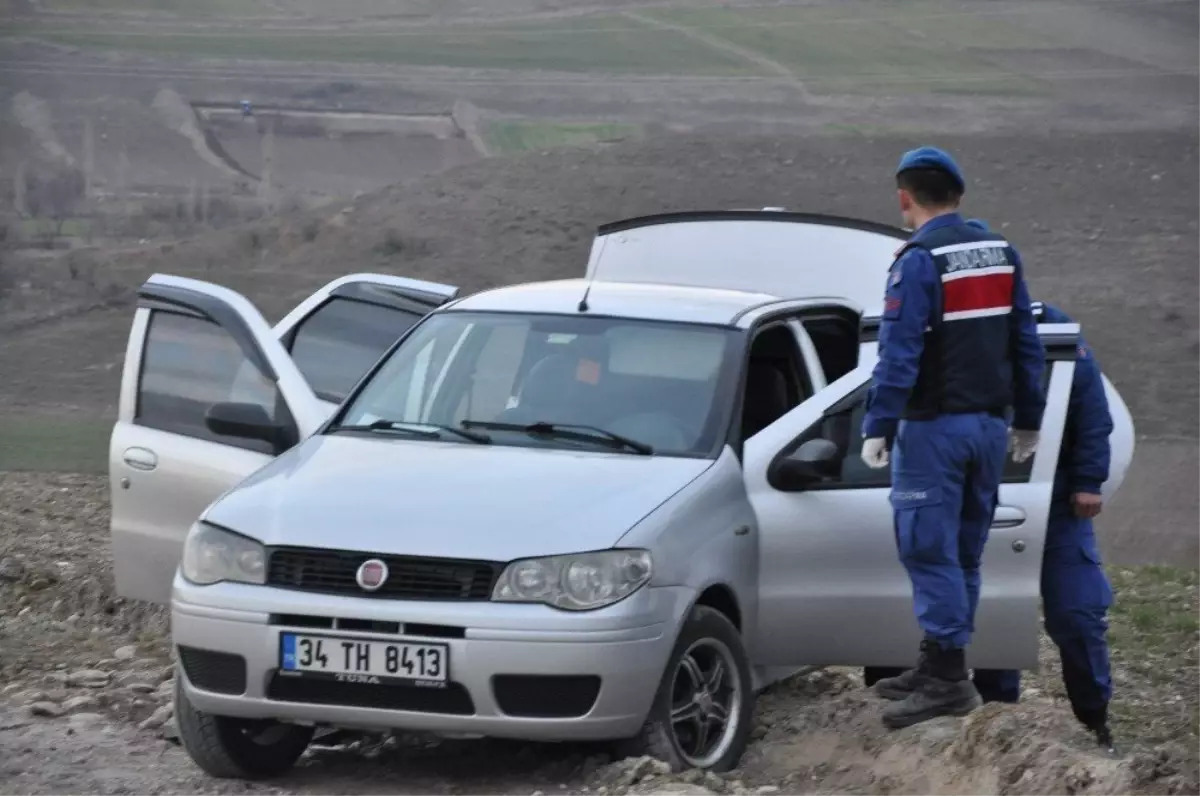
[1,471,1196,795]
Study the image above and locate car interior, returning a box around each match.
[801,314,860,384]
[740,324,810,441]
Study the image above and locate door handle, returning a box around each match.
[122,447,158,472]
[991,506,1026,529]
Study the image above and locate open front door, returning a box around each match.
[110,274,326,604]
[586,211,906,314]
[744,325,1079,670]
[273,273,459,408]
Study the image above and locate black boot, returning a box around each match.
[873,640,934,701]
[1074,704,1118,755]
[882,644,982,729]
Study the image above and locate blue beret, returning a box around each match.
[896,146,965,193]
[965,218,990,231]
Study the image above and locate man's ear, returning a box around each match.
[897,188,912,213]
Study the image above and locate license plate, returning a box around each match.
[279,633,448,686]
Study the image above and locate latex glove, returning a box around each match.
[861,437,890,469]
[1008,428,1039,463]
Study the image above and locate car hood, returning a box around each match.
[204,434,714,562]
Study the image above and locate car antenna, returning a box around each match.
[578,230,611,312]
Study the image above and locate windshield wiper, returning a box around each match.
[461,420,652,455]
[333,419,491,444]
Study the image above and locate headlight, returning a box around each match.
[492,549,652,611]
[180,523,266,586]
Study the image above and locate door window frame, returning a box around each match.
[133,306,299,455]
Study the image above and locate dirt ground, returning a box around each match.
[0,0,1197,793]
[1,474,1197,796]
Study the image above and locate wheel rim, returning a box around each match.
[669,637,742,769]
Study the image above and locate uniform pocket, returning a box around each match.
[1079,536,1104,566]
[890,481,944,562]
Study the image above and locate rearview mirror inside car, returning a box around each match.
[768,438,841,491]
[205,402,290,453]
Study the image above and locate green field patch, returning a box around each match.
[644,3,1056,95]
[0,415,112,474]
[485,119,642,154]
[43,0,260,16]
[18,217,94,238]
[1106,565,1199,747]
[15,14,756,75]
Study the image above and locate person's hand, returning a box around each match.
[1008,428,1039,463]
[861,437,890,469]
[1072,492,1103,519]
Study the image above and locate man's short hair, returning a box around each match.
[896,167,963,208]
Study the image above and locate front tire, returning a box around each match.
[175,678,314,779]
[615,605,754,772]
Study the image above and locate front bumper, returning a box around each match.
[171,576,691,741]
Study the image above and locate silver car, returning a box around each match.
[109,211,1135,778]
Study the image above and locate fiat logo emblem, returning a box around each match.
[356,559,388,592]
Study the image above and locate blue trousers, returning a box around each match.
[972,510,1113,711]
[890,413,1009,650]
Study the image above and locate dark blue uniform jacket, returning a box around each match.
[1034,302,1114,502]
[863,212,1045,439]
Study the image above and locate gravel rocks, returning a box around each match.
[138,704,173,731]
[27,701,65,718]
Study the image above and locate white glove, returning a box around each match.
[1008,428,1039,463]
[861,437,890,469]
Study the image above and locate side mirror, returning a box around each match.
[769,438,841,491]
[205,402,290,453]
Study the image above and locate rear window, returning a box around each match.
[289,298,421,403]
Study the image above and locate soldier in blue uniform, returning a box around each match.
[860,147,1047,729]
[863,218,1118,752]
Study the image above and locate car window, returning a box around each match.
[786,380,1048,489]
[338,311,740,458]
[137,310,283,454]
[288,297,421,404]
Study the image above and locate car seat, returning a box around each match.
[741,360,792,439]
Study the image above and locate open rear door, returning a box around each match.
[586,211,907,314]
[273,273,459,408]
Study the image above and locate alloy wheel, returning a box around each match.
[668,637,743,769]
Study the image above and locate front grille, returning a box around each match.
[270,614,466,639]
[178,646,247,694]
[266,547,500,600]
[267,674,475,715]
[492,675,602,718]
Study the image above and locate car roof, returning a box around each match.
[446,279,781,326]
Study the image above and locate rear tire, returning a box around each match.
[614,605,754,772]
[175,677,313,779]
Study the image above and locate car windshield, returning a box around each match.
[335,311,740,458]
